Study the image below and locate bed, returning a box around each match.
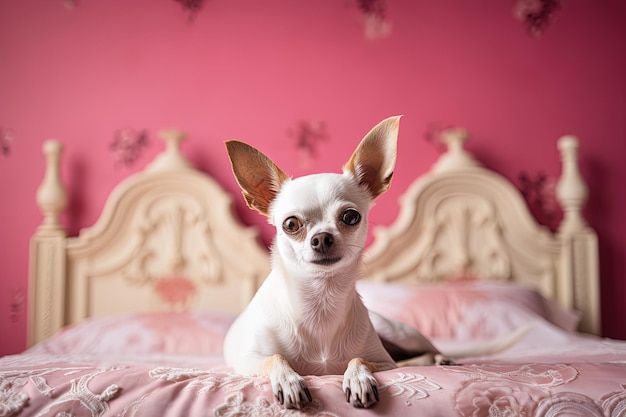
[2,126,625,417]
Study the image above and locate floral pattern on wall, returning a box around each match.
[424,123,457,152]
[287,120,329,169]
[57,0,565,38]
[518,171,560,230]
[513,0,562,36]
[0,127,14,157]
[110,128,150,168]
[9,288,25,323]
[174,0,205,21]
[357,0,391,39]
[62,0,78,10]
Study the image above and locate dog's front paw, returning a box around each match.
[266,354,313,409]
[343,358,380,408]
[271,374,312,409]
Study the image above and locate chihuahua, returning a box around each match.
[223,116,458,409]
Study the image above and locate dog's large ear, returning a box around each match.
[225,141,289,216]
[344,116,400,199]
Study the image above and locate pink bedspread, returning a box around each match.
[3,327,626,417]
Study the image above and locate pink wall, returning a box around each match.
[0,1,624,355]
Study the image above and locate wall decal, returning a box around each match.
[110,128,150,168]
[63,0,79,10]
[513,0,562,36]
[424,123,457,153]
[0,127,14,157]
[174,0,205,21]
[357,0,391,39]
[9,288,25,323]
[518,171,560,230]
[60,0,204,20]
[288,120,329,169]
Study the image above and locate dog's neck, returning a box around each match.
[273,254,361,336]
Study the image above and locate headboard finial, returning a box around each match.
[432,127,481,172]
[36,140,68,231]
[147,128,192,172]
[556,135,589,234]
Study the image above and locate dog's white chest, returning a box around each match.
[293,350,348,375]
[283,324,368,375]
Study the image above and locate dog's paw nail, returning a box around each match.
[373,384,379,401]
[305,387,312,402]
[275,389,284,405]
[345,387,351,403]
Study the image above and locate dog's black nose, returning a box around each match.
[311,232,334,253]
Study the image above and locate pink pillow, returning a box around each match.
[357,281,580,341]
[31,311,236,355]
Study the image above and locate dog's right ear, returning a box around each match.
[344,116,400,200]
[225,140,289,217]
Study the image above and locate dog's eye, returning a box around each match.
[282,216,304,234]
[341,209,361,226]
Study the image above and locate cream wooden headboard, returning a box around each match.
[28,127,600,346]
[29,130,270,346]
[362,128,600,335]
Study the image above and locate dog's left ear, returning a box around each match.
[344,116,400,200]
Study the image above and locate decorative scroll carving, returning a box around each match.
[409,194,510,282]
[122,193,223,302]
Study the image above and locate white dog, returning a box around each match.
[223,116,463,409]
[223,116,531,409]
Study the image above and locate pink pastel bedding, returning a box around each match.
[3,282,626,417]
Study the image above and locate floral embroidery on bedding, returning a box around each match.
[150,368,441,415]
[0,366,87,417]
[534,387,626,417]
[34,369,120,417]
[215,392,339,417]
[118,394,150,417]
[379,372,441,404]
[447,364,626,417]
[3,358,626,416]
[0,367,121,417]
[0,379,29,417]
[149,368,267,394]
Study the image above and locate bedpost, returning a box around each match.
[555,136,600,335]
[432,128,481,172]
[146,129,191,172]
[28,140,68,346]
